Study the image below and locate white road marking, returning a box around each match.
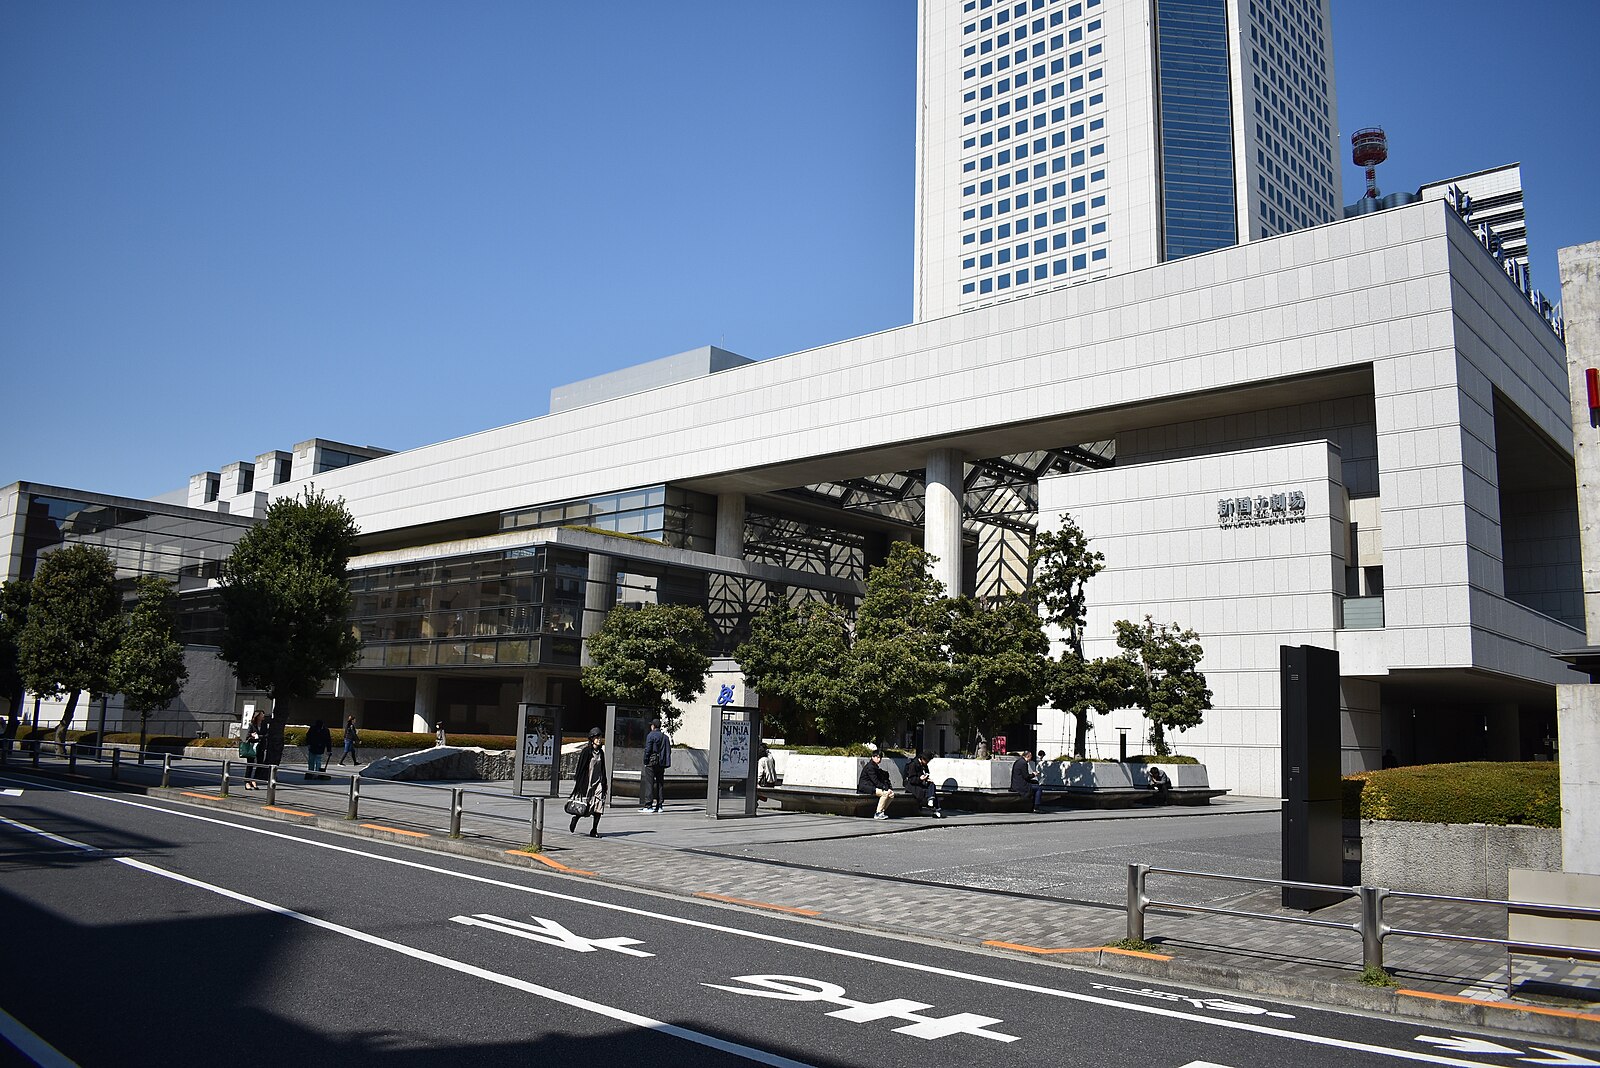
[453,913,653,957]
[1417,1036,1520,1055]
[703,974,1018,1043]
[1090,981,1295,1019]
[0,1005,81,1068]
[1521,1051,1600,1066]
[2,788,23,796]
[0,814,100,853]
[110,855,818,1068]
[0,773,1552,1067]
[1178,1062,1238,1068]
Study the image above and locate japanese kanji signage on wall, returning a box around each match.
[1217,489,1306,528]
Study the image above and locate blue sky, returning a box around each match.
[2,0,1596,500]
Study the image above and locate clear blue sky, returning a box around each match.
[3,1,1596,500]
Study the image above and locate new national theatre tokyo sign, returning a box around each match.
[1217,489,1306,528]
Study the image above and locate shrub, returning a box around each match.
[1343,762,1560,828]
[1124,753,1199,765]
[772,744,881,757]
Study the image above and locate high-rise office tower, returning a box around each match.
[914,0,1343,321]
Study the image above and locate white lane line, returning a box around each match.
[0,814,101,853]
[2,788,23,796]
[0,1004,82,1068]
[0,775,1502,1066]
[110,856,818,1068]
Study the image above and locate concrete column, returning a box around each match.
[520,673,546,705]
[716,492,746,558]
[1561,241,1600,638]
[925,448,965,596]
[581,553,617,667]
[412,674,437,734]
[1557,240,1600,875]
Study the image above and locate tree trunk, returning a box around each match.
[52,690,82,754]
[138,713,149,765]
[1072,709,1088,758]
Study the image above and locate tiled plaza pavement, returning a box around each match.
[7,750,1595,1037]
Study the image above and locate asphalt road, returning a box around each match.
[1,773,1594,1068]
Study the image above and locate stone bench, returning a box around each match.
[762,785,920,817]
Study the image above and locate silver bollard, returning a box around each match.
[69,743,80,774]
[221,759,231,798]
[161,754,172,789]
[346,774,360,820]
[449,787,464,838]
[1359,885,1386,971]
[529,796,544,852]
[266,766,277,806]
[1126,863,1148,942]
[110,748,121,781]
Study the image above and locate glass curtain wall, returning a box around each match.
[20,492,253,646]
[501,486,715,551]
[1154,0,1238,260]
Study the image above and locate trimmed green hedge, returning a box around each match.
[1343,762,1560,828]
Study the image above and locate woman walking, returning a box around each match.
[339,715,361,766]
[568,727,608,837]
[242,711,266,791]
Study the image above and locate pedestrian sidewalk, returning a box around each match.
[6,748,1596,1043]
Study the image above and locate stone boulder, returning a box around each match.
[361,746,515,782]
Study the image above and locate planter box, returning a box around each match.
[1360,819,1561,897]
[927,757,1013,791]
[782,753,905,790]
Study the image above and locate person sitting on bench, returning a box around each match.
[1145,763,1172,800]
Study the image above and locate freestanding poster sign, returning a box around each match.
[513,703,563,798]
[706,705,761,819]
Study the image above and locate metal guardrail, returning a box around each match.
[1127,863,1600,990]
[0,739,546,852]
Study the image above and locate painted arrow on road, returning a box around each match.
[1417,1035,1523,1055]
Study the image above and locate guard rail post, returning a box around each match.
[1127,863,1149,942]
[68,743,80,775]
[160,754,172,789]
[346,774,360,820]
[529,796,544,852]
[449,787,464,838]
[110,748,121,782]
[221,760,231,797]
[1359,885,1386,972]
[32,740,40,767]
[266,766,277,806]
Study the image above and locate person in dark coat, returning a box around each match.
[641,719,669,813]
[305,719,332,779]
[904,751,943,818]
[570,727,608,837]
[858,751,895,820]
[1010,751,1038,810]
[1145,763,1171,800]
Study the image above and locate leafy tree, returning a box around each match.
[734,596,853,742]
[582,602,714,728]
[110,576,189,757]
[1046,649,1137,756]
[848,542,949,744]
[1030,513,1115,756]
[0,579,30,741]
[219,489,361,763]
[17,545,121,748]
[1113,615,1212,756]
[945,594,1051,748]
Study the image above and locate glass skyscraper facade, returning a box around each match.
[914,0,1341,319]
[1154,0,1238,259]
